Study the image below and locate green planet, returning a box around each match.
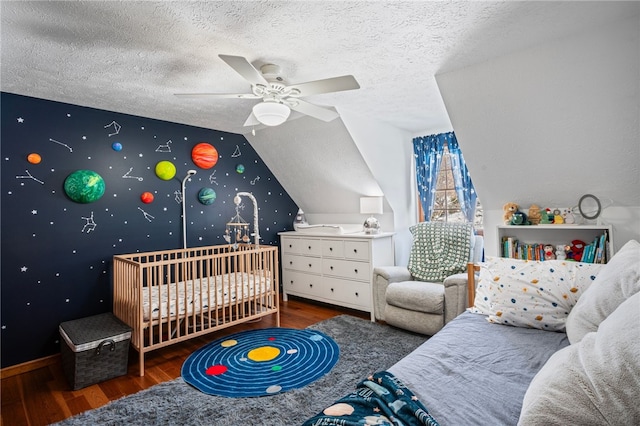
[155,160,176,180]
[198,187,216,205]
[64,170,105,203]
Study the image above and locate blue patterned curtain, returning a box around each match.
[413,134,445,221]
[413,131,477,223]
[448,133,477,222]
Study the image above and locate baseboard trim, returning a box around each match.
[0,354,60,379]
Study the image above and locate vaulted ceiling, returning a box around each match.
[2,1,635,136]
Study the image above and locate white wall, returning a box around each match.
[437,14,640,256]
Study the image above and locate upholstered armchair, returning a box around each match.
[373,222,484,335]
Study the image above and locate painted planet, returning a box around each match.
[155,160,176,180]
[64,170,105,204]
[27,153,41,164]
[140,191,154,204]
[112,142,123,151]
[235,164,245,174]
[198,187,217,205]
[191,143,218,169]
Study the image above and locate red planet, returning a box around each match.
[191,143,219,169]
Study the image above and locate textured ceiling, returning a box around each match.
[1,1,636,135]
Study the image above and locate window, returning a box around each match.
[418,142,483,232]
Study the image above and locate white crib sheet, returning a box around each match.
[142,272,271,321]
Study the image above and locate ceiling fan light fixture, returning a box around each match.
[252,102,290,126]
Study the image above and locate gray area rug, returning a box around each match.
[54,315,427,426]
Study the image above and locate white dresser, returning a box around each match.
[279,231,394,321]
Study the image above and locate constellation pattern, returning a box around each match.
[49,138,73,152]
[209,170,218,185]
[174,190,183,204]
[250,176,260,185]
[104,121,121,137]
[16,170,45,185]
[81,212,97,233]
[155,140,172,152]
[231,145,242,157]
[137,207,155,222]
[122,167,143,181]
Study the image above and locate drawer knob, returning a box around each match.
[353,249,358,253]
[329,247,333,251]
[331,288,334,292]
[309,284,313,288]
[330,266,334,270]
[308,263,312,268]
[289,261,293,265]
[355,292,359,297]
[354,269,358,274]
[308,246,312,250]
[289,244,292,248]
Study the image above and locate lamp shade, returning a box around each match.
[360,197,383,215]
[252,102,291,126]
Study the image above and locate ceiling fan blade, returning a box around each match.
[243,112,260,127]
[219,54,269,86]
[287,75,360,97]
[288,99,339,122]
[174,92,261,99]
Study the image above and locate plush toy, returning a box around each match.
[528,204,542,225]
[503,202,519,225]
[567,240,586,261]
[555,244,567,260]
[510,212,530,226]
[544,244,556,260]
[553,208,564,224]
[539,208,553,224]
[562,208,576,224]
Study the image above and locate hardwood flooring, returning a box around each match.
[1,297,369,426]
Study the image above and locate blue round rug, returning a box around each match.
[181,327,339,397]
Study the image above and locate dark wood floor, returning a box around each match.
[1,297,369,426]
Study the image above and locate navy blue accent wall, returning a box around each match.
[0,92,298,368]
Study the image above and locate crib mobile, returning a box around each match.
[224,192,260,248]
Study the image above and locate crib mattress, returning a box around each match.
[142,272,272,321]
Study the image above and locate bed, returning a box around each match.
[112,244,279,376]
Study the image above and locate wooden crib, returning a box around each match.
[112,244,280,376]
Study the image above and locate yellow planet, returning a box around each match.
[155,160,176,180]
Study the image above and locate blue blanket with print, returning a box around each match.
[302,371,439,426]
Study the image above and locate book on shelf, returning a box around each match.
[501,229,609,264]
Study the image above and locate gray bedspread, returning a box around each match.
[388,312,569,426]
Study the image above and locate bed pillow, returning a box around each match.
[518,292,640,425]
[468,257,602,331]
[566,239,640,344]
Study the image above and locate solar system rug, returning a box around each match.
[181,327,339,397]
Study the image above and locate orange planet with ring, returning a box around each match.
[27,153,42,164]
[191,143,218,169]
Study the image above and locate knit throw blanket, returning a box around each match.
[407,222,473,282]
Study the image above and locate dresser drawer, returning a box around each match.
[282,270,324,298]
[282,254,322,274]
[344,241,370,261]
[322,239,344,258]
[281,237,322,256]
[322,258,371,281]
[324,277,371,309]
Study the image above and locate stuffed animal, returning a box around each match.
[567,240,586,261]
[555,244,567,260]
[544,244,556,260]
[510,212,530,226]
[539,208,553,224]
[503,202,519,225]
[562,208,576,224]
[553,209,564,224]
[528,204,542,225]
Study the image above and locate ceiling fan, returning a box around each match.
[175,54,360,127]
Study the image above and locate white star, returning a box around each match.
[17,117,24,123]
[31,210,37,215]
[20,266,28,272]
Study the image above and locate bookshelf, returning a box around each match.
[497,224,614,263]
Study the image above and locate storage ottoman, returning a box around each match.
[59,312,132,390]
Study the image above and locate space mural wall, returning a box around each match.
[0,92,299,368]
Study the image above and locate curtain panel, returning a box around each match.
[413,131,477,223]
